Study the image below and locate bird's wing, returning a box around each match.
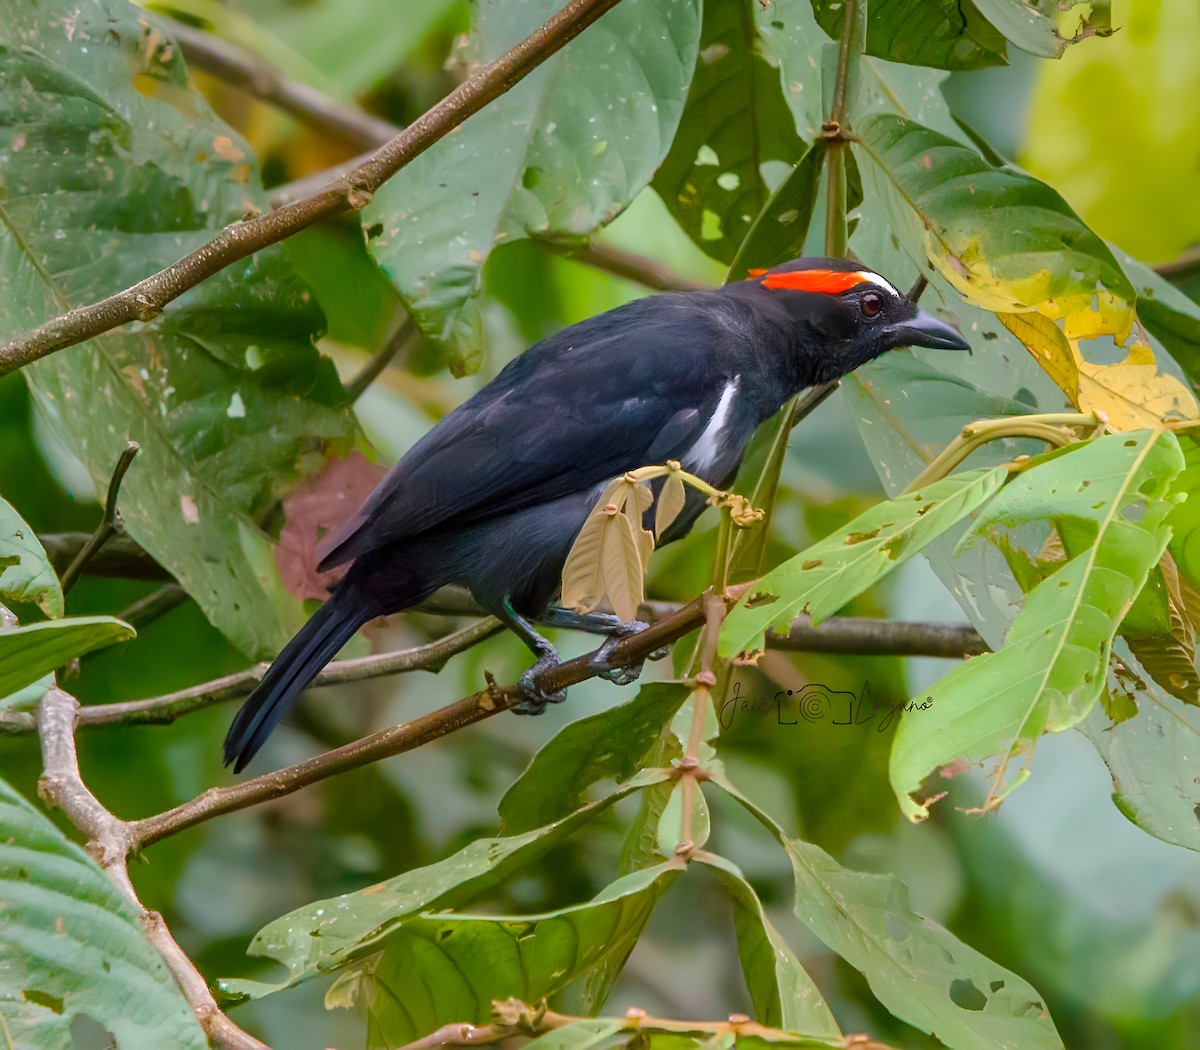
[318,297,732,569]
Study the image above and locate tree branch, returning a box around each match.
[346,317,417,401]
[164,18,398,151]
[127,593,718,849]
[559,242,708,292]
[0,606,983,737]
[59,441,140,594]
[36,687,268,1050]
[0,0,628,378]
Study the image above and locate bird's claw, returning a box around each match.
[590,620,653,686]
[512,650,567,715]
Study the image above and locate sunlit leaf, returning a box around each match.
[972,0,1112,59]
[891,431,1184,819]
[720,467,1008,658]
[0,0,359,659]
[0,496,61,618]
[366,0,701,372]
[854,114,1136,341]
[655,471,689,540]
[0,776,207,1048]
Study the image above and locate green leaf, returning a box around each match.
[499,683,689,835]
[0,0,359,660]
[698,853,841,1044]
[221,774,667,998]
[972,0,1111,59]
[711,775,1063,1049]
[727,142,825,281]
[720,467,1008,658]
[754,0,831,141]
[1079,678,1200,852]
[1121,250,1200,390]
[364,863,681,1046]
[1167,432,1200,593]
[854,113,1136,340]
[653,0,806,264]
[0,497,61,618]
[0,776,207,1048]
[366,0,700,373]
[810,0,1008,70]
[0,617,134,699]
[891,431,1184,820]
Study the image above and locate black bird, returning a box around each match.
[223,257,969,771]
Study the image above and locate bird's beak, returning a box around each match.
[890,309,972,353]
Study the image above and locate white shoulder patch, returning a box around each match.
[685,376,741,473]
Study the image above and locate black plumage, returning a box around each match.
[224,257,969,771]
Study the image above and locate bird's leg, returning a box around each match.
[497,599,567,715]
[537,607,668,687]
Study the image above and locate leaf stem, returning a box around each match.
[902,413,1100,494]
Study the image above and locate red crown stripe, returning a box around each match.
[754,269,870,294]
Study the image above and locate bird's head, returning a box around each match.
[735,257,970,383]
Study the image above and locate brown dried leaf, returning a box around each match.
[561,510,610,614]
[601,510,645,623]
[654,473,687,538]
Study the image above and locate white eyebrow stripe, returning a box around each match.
[855,271,900,296]
[686,376,741,472]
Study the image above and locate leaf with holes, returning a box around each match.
[0,0,359,660]
[0,496,61,618]
[720,467,1008,658]
[973,0,1112,58]
[364,863,681,1046]
[699,853,842,1045]
[0,776,207,1048]
[711,774,1062,1048]
[891,431,1184,820]
[221,774,667,998]
[854,114,1136,341]
[365,0,700,373]
[653,0,806,263]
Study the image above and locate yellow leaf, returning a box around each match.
[997,312,1080,402]
[654,473,687,539]
[1000,312,1198,430]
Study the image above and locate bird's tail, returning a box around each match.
[223,593,365,773]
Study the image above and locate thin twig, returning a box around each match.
[40,532,174,582]
[127,592,724,849]
[0,0,628,378]
[36,687,268,1050]
[165,18,397,151]
[60,442,140,594]
[116,583,191,629]
[563,242,708,292]
[345,318,417,401]
[0,609,983,737]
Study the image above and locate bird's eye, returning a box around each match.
[860,292,884,318]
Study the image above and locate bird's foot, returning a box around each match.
[512,648,567,715]
[589,620,658,685]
